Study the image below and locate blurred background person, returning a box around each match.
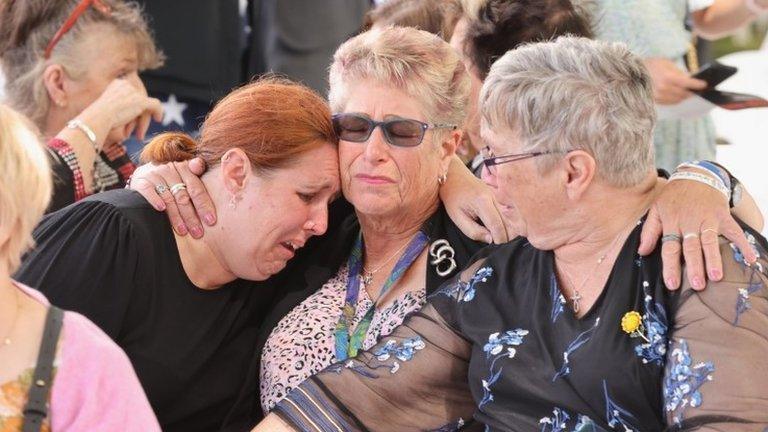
[0,0,164,212]
[0,104,158,431]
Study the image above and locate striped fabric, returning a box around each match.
[273,380,358,432]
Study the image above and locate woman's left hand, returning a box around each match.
[639,178,757,290]
[440,157,510,244]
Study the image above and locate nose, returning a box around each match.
[305,203,329,236]
[362,125,389,162]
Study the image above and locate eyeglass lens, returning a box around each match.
[334,115,426,147]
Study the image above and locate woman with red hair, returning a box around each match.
[15,77,340,432]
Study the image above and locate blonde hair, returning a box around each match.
[0,0,163,129]
[328,26,470,130]
[0,105,52,273]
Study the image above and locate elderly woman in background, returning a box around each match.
[0,105,158,430]
[256,37,768,431]
[0,0,164,212]
[15,78,340,432]
[363,0,462,41]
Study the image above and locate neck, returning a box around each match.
[356,200,436,268]
[174,232,236,289]
[554,173,659,266]
[44,111,68,139]
[0,268,18,330]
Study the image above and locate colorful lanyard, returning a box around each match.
[334,230,429,361]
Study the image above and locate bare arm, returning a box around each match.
[692,0,767,40]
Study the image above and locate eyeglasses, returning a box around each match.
[44,0,112,59]
[480,146,568,175]
[332,113,456,147]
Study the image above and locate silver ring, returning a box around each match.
[661,234,682,243]
[170,183,187,195]
[154,183,169,195]
[701,228,719,236]
[683,232,699,240]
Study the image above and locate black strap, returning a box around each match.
[21,306,64,432]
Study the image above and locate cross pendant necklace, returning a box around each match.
[361,236,414,289]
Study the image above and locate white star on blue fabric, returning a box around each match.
[161,94,188,127]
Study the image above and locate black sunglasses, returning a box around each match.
[332,113,456,147]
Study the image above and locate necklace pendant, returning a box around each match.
[571,291,582,313]
[362,272,373,287]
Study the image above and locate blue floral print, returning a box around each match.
[731,232,767,324]
[326,337,426,377]
[539,408,601,432]
[553,318,600,381]
[550,273,566,323]
[479,328,529,409]
[633,281,668,366]
[664,339,715,425]
[430,418,465,432]
[603,380,639,431]
[435,266,493,302]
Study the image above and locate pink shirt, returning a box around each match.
[16,283,160,431]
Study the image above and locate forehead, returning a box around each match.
[280,144,340,187]
[342,81,426,121]
[77,23,138,64]
[480,119,521,152]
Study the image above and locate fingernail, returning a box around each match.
[190,226,203,238]
[709,269,721,280]
[692,276,703,289]
[176,223,188,235]
[156,203,166,211]
[484,234,493,244]
[203,213,216,225]
[665,278,676,289]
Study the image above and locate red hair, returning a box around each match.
[141,77,336,172]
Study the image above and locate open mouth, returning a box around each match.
[280,241,299,253]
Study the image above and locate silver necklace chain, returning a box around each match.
[1,288,20,347]
[361,235,415,288]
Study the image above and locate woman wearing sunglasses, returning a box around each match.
[131,26,761,421]
[0,0,164,212]
[256,36,768,432]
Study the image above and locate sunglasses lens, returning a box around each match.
[385,120,424,146]
[334,115,372,142]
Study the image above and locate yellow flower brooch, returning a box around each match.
[621,311,649,342]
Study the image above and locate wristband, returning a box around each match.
[676,160,731,189]
[668,171,731,201]
[66,119,100,152]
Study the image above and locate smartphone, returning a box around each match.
[692,61,737,89]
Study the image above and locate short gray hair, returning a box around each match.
[480,36,655,187]
[328,26,470,129]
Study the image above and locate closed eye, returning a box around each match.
[297,192,316,203]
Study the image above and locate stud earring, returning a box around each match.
[228,194,239,209]
[437,173,448,185]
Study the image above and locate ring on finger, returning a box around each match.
[170,183,187,195]
[701,228,719,237]
[661,234,682,243]
[683,232,699,240]
[154,183,169,195]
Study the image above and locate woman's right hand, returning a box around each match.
[129,158,217,238]
[78,78,164,147]
[643,58,707,105]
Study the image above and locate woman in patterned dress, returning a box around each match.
[256,37,768,432]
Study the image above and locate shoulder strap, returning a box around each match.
[22,306,64,432]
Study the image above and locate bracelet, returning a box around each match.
[668,171,731,201]
[676,160,731,189]
[745,0,768,15]
[66,119,100,152]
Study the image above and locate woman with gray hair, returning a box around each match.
[255,37,768,431]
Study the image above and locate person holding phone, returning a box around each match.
[590,0,768,171]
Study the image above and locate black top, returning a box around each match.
[273,222,768,431]
[15,189,276,432]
